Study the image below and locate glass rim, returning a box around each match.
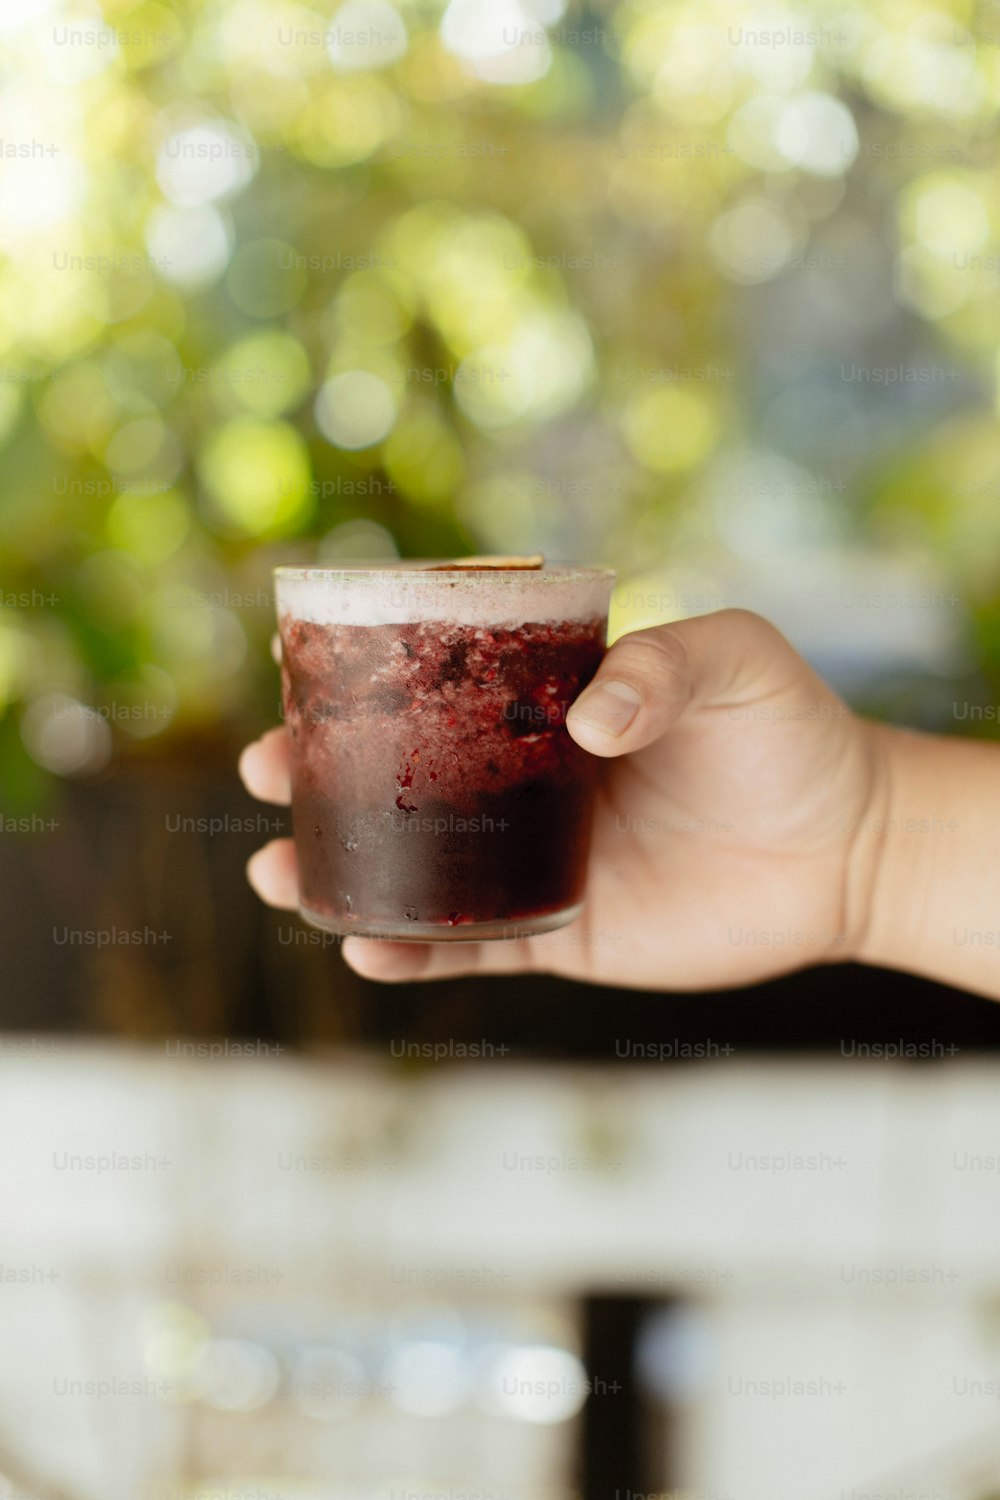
[274,562,615,584]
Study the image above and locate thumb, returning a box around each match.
[566,608,805,758]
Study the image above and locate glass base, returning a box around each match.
[298,902,584,944]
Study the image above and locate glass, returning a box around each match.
[274,561,615,941]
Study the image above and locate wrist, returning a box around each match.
[839,717,917,972]
[848,722,948,980]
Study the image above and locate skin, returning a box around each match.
[239,609,1000,1000]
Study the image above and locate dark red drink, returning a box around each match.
[274,563,614,940]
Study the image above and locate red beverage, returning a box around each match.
[275,562,615,940]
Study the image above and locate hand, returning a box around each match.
[240,609,892,990]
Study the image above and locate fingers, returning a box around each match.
[242,820,560,975]
[246,838,299,909]
[241,731,296,905]
[239,728,291,805]
[342,939,434,983]
[566,608,803,758]
[342,931,554,985]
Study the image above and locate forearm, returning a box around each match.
[858,723,1000,998]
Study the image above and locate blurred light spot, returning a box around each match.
[457,473,543,553]
[0,0,59,35]
[637,1304,717,1401]
[708,198,796,284]
[216,331,312,417]
[383,410,465,502]
[335,270,413,347]
[609,564,718,635]
[196,1338,281,1412]
[454,309,593,430]
[396,29,475,101]
[106,331,184,409]
[646,25,736,119]
[292,1347,367,1420]
[441,0,553,85]
[386,1300,467,1356]
[41,18,119,82]
[328,0,408,70]
[199,419,313,535]
[478,1344,586,1424]
[911,178,990,259]
[775,92,857,176]
[107,489,190,564]
[319,518,399,560]
[421,213,532,348]
[104,416,167,475]
[295,74,402,166]
[863,28,984,118]
[728,8,816,89]
[315,370,396,449]
[894,245,973,321]
[0,626,40,710]
[108,666,177,739]
[226,238,307,317]
[221,0,330,78]
[899,247,971,321]
[20,693,112,776]
[0,152,85,243]
[124,429,185,490]
[707,447,839,559]
[82,250,158,326]
[622,386,719,475]
[156,120,257,208]
[384,1341,467,1417]
[381,200,459,280]
[39,363,115,452]
[229,62,311,137]
[146,205,232,289]
[0,277,97,366]
[143,1302,210,1394]
[728,95,794,173]
[0,382,22,452]
[141,1301,207,1340]
[115,2,183,70]
[148,589,248,674]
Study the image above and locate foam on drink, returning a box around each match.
[275,562,613,629]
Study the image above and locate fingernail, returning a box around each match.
[568,679,641,737]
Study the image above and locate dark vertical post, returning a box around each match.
[578,1294,673,1500]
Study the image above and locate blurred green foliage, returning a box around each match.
[2,0,1000,802]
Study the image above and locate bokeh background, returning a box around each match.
[3,0,1000,1496]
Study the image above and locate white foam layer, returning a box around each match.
[274,565,614,627]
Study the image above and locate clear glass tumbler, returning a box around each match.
[274,561,615,941]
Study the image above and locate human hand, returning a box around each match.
[240,609,892,991]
